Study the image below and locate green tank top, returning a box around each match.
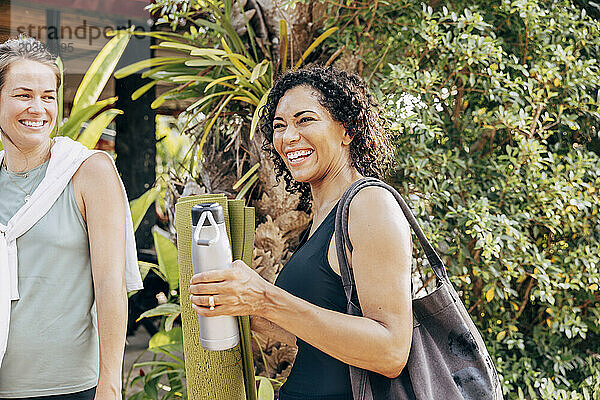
[0,160,98,398]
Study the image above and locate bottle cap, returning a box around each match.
[191,203,225,226]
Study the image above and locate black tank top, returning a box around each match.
[275,205,353,400]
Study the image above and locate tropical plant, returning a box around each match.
[114,0,336,199]
[124,327,186,400]
[56,29,132,148]
[377,1,600,398]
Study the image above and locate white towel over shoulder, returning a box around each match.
[0,136,143,366]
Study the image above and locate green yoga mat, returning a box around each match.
[176,195,257,400]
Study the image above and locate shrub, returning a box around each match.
[379,1,600,398]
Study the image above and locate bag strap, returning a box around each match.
[334,177,449,306]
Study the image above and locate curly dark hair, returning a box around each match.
[259,65,393,212]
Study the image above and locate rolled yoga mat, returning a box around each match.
[176,195,257,400]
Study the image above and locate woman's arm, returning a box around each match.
[73,153,127,400]
[190,186,412,378]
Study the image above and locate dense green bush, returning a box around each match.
[375,1,600,398]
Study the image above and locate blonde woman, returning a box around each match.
[0,36,142,400]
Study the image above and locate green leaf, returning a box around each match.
[53,57,64,137]
[204,75,238,92]
[198,94,235,157]
[235,174,259,200]
[137,261,157,281]
[149,327,183,349]
[184,59,231,67]
[256,377,274,400]
[152,227,179,291]
[77,109,123,149]
[158,41,205,53]
[250,89,270,140]
[250,60,270,83]
[189,48,227,57]
[71,30,131,116]
[137,303,181,321]
[129,187,160,231]
[279,19,288,73]
[233,163,260,190]
[194,18,228,36]
[133,361,183,370]
[294,27,338,70]
[60,97,118,139]
[165,311,181,332]
[114,57,184,79]
[131,81,157,101]
[144,378,159,400]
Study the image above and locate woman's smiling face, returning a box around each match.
[272,85,352,184]
[0,59,58,150]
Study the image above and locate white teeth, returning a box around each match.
[287,150,313,161]
[21,120,44,127]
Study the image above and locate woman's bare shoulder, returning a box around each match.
[347,185,410,247]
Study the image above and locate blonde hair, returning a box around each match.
[0,35,61,93]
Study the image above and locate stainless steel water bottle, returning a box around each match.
[191,203,240,351]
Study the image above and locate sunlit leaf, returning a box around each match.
[61,97,118,139]
[131,81,158,101]
[129,186,160,231]
[256,377,275,400]
[205,75,238,92]
[233,163,260,190]
[152,227,179,291]
[114,57,184,79]
[184,59,231,67]
[280,19,288,73]
[190,48,227,57]
[72,30,131,115]
[165,311,181,332]
[77,109,123,149]
[235,174,259,200]
[137,261,158,281]
[251,60,270,83]
[294,27,338,70]
[250,90,270,140]
[485,287,494,302]
[149,327,183,349]
[158,41,205,53]
[138,303,181,321]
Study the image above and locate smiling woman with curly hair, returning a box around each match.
[260,66,394,211]
[189,66,412,400]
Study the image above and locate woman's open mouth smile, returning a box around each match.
[286,149,314,166]
[19,119,47,129]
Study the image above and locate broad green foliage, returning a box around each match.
[58,31,131,146]
[126,328,186,400]
[115,0,336,199]
[377,1,600,398]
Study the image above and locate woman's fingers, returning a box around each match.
[189,281,228,295]
[190,294,248,317]
[188,260,266,317]
[190,269,230,284]
[192,302,241,317]
[190,293,226,308]
[189,260,250,284]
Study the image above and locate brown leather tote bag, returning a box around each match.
[335,178,503,400]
